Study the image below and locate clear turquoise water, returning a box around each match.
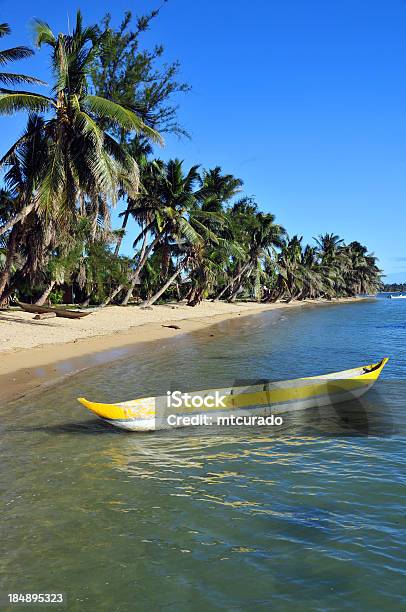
[1,298,405,611]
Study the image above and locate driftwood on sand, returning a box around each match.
[33,312,57,320]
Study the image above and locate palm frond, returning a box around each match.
[0,72,46,86]
[0,91,54,115]
[84,95,163,143]
[0,23,11,38]
[177,216,202,245]
[0,46,33,64]
[32,20,56,47]
[74,109,104,149]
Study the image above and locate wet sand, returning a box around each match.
[0,297,369,403]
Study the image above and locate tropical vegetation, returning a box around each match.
[382,283,406,293]
[0,10,382,308]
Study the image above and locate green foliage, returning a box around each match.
[0,10,159,219]
[0,12,382,307]
[78,242,132,304]
[49,288,63,304]
[383,283,405,292]
[90,10,190,150]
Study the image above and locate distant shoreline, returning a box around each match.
[0,297,371,404]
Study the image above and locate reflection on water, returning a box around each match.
[1,298,406,611]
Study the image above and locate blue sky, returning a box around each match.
[1,0,405,281]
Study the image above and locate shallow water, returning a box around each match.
[1,298,406,611]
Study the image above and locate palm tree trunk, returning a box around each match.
[0,224,19,299]
[35,280,56,305]
[101,283,124,307]
[214,261,251,301]
[186,285,196,305]
[187,287,204,306]
[102,229,164,307]
[90,197,100,243]
[175,282,181,301]
[114,208,130,257]
[0,200,36,238]
[228,264,254,302]
[141,260,186,308]
[120,276,138,307]
[120,231,148,306]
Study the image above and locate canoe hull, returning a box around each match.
[99,382,375,432]
[78,358,388,432]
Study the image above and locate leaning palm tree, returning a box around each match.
[344,241,381,295]
[228,213,284,302]
[0,11,161,237]
[135,160,243,308]
[215,200,285,301]
[137,159,201,307]
[140,213,227,309]
[299,245,325,299]
[104,158,202,306]
[274,235,305,301]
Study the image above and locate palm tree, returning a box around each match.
[274,235,305,301]
[215,200,285,301]
[0,11,161,237]
[344,242,381,295]
[313,233,348,297]
[298,245,324,299]
[0,115,49,300]
[314,233,344,263]
[137,159,202,307]
[134,160,242,308]
[183,167,244,305]
[140,208,229,308]
[197,166,243,212]
[0,189,21,298]
[115,158,166,304]
[104,158,202,306]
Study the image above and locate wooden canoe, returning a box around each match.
[18,302,91,319]
[78,358,388,432]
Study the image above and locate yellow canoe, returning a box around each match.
[78,358,388,432]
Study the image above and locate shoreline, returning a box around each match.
[0,297,370,404]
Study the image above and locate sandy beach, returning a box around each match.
[0,297,368,403]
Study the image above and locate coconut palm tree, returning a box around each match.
[136,160,207,307]
[314,233,344,264]
[185,212,244,306]
[343,241,381,295]
[0,11,161,237]
[197,166,243,212]
[214,200,285,301]
[0,114,50,300]
[274,235,305,301]
[104,158,203,306]
[131,160,245,308]
[298,245,325,299]
[183,167,244,305]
